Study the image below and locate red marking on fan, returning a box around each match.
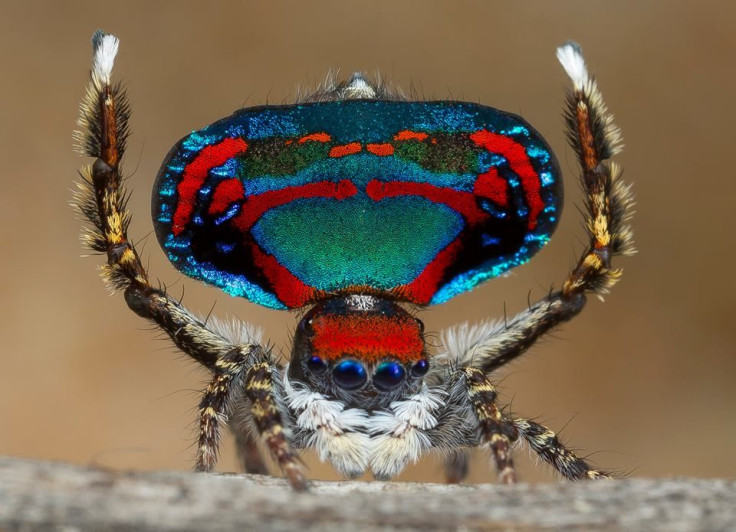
[366,143,395,156]
[208,179,245,215]
[298,132,331,143]
[401,239,464,304]
[172,137,248,236]
[231,180,358,232]
[250,245,317,308]
[470,130,543,229]
[329,143,362,158]
[366,180,488,226]
[394,130,428,141]
[473,168,508,207]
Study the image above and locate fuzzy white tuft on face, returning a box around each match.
[366,385,444,480]
[283,369,371,478]
[283,368,448,479]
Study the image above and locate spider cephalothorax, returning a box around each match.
[289,295,428,404]
[75,32,633,490]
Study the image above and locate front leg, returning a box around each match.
[75,32,254,372]
[512,417,611,481]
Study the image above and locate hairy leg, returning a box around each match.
[512,417,611,480]
[74,32,256,372]
[75,32,293,479]
[462,368,608,482]
[462,368,517,484]
[196,346,268,472]
[245,363,307,490]
[443,43,634,375]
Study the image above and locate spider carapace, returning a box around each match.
[75,31,634,490]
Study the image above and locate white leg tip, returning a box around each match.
[556,41,589,90]
[91,30,120,85]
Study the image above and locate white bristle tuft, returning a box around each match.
[556,41,589,90]
[91,30,119,86]
[344,73,377,99]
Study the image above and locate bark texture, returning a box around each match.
[1,456,734,531]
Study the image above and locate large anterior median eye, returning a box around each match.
[332,360,368,390]
[373,361,406,391]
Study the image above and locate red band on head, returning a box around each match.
[312,313,424,364]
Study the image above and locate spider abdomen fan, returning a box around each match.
[152,100,563,309]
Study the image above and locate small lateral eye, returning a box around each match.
[306,355,327,374]
[410,358,429,377]
[373,361,406,391]
[333,360,367,390]
[297,316,313,335]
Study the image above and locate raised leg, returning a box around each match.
[443,42,634,375]
[74,32,256,371]
[75,32,279,476]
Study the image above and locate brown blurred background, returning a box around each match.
[1,1,734,484]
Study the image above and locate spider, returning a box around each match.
[74,31,633,491]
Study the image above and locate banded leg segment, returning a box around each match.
[463,368,518,484]
[245,363,307,491]
[512,417,611,480]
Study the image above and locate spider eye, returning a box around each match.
[332,360,367,390]
[373,361,406,391]
[410,358,429,378]
[297,316,313,336]
[306,355,327,374]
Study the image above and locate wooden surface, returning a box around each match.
[1,457,734,531]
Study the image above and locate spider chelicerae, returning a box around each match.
[74,31,633,491]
